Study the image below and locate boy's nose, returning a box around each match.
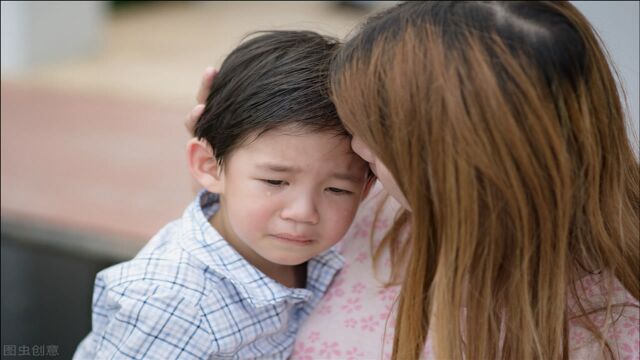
[280,195,320,225]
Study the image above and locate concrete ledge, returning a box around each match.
[1,216,139,262]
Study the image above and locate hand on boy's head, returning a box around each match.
[197,67,217,104]
[185,67,217,135]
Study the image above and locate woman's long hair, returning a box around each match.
[331,2,639,359]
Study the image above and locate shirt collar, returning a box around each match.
[179,190,344,308]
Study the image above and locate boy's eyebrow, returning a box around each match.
[256,163,363,183]
[256,163,301,173]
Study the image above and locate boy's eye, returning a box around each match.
[326,187,353,195]
[261,179,285,186]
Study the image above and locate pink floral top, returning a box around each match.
[293,183,639,360]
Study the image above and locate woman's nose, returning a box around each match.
[279,194,320,225]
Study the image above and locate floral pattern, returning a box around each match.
[293,184,639,359]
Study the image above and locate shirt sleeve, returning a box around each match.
[78,280,216,360]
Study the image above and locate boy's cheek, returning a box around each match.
[325,201,362,241]
[227,197,277,235]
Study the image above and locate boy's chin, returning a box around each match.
[267,254,311,267]
[262,238,323,266]
[261,247,317,266]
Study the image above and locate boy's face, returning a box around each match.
[211,125,369,267]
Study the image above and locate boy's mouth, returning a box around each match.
[271,233,314,244]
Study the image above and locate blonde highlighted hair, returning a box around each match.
[331,2,639,359]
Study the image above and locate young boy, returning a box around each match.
[74,31,371,359]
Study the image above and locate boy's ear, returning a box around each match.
[186,138,225,194]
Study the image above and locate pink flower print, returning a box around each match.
[580,276,596,289]
[352,216,373,238]
[325,277,345,301]
[585,285,601,298]
[621,340,640,360]
[373,217,390,230]
[318,341,342,359]
[344,317,357,329]
[355,251,368,263]
[318,304,332,315]
[570,328,587,346]
[377,286,399,302]
[309,331,320,342]
[379,309,396,329]
[383,257,392,267]
[345,346,365,360]
[383,330,395,345]
[352,282,366,294]
[568,317,581,328]
[341,262,351,275]
[590,313,606,328]
[622,315,639,337]
[612,280,625,292]
[606,323,624,340]
[378,302,396,321]
[293,341,316,360]
[341,297,363,313]
[360,315,380,332]
[624,291,640,304]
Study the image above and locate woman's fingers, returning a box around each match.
[197,67,217,104]
[185,104,205,134]
[186,67,217,134]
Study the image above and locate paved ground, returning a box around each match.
[1,1,389,254]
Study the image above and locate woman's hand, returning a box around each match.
[185,67,218,135]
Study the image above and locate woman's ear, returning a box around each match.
[186,138,225,194]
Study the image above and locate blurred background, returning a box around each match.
[1,1,638,358]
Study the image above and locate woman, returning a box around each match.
[189,2,639,359]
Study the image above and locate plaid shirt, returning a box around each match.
[74,191,344,359]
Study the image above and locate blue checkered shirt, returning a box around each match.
[74,191,344,359]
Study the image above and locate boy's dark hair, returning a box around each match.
[194,30,346,166]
